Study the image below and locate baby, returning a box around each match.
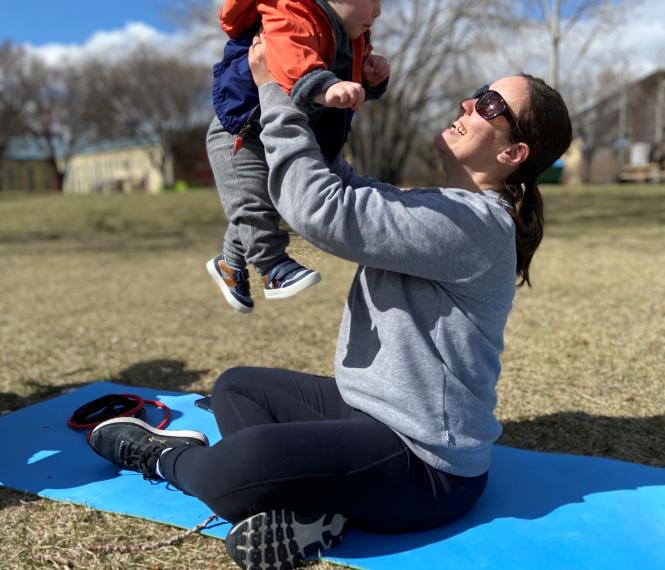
[207,0,388,313]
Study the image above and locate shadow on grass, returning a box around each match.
[110,359,210,392]
[0,360,209,415]
[499,411,665,468]
[0,487,41,510]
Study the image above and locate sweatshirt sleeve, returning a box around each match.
[257,82,513,283]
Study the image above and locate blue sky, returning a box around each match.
[1,0,176,45]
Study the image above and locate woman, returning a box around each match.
[89,36,572,570]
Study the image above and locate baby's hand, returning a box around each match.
[362,54,390,87]
[315,81,366,111]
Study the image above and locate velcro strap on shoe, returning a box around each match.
[232,268,250,282]
[266,259,303,283]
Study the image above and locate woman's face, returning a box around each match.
[436,76,530,176]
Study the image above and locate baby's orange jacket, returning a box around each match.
[220,0,370,96]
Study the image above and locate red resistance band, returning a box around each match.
[67,393,171,431]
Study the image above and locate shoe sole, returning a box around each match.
[206,259,253,313]
[264,271,322,300]
[90,416,209,446]
[225,510,346,570]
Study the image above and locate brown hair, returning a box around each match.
[499,74,572,287]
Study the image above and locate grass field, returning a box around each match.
[1,184,664,568]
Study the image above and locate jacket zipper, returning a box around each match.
[233,1,338,156]
[232,105,261,155]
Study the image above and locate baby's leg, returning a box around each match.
[206,116,289,275]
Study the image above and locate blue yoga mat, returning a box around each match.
[1,382,664,569]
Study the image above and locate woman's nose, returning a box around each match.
[460,99,475,116]
[373,3,381,17]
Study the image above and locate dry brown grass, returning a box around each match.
[1,184,664,568]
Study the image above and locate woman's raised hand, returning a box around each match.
[248,33,272,87]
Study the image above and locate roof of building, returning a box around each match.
[3,135,161,162]
[3,137,58,161]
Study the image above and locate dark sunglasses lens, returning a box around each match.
[476,91,507,120]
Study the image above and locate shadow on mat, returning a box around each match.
[0,360,208,415]
[336,412,665,557]
[0,382,88,415]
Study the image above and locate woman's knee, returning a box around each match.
[212,367,255,398]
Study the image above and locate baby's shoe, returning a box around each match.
[207,254,253,313]
[263,258,321,299]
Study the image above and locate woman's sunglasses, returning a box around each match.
[465,85,524,141]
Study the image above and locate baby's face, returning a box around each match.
[328,0,382,39]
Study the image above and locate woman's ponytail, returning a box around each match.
[514,176,544,287]
[499,75,571,287]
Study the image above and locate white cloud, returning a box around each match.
[21,0,665,82]
[600,0,665,77]
[23,21,224,67]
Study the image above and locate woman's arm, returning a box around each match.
[328,154,403,197]
[258,82,511,283]
[248,28,510,282]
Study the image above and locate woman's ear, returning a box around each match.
[498,142,530,168]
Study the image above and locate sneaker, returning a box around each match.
[207,254,254,313]
[89,417,209,480]
[225,510,347,570]
[263,258,321,300]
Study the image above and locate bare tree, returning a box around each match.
[0,42,30,188]
[479,0,637,91]
[349,0,504,185]
[19,58,103,191]
[92,45,211,186]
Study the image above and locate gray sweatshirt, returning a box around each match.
[258,82,517,477]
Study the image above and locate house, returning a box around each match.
[569,70,665,183]
[0,138,59,191]
[1,133,213,193]
[63,138,172,194]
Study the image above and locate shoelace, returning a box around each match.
[119,442,162,480]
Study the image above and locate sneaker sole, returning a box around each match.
[225,510,346,570]
[90,416,209,446]
[264,271,322,300]
[206,259,253,313]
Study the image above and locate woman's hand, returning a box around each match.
[248,33,272,87]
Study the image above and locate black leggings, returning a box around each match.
[159,367,488,533]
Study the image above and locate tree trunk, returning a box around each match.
[48,156,64,192]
